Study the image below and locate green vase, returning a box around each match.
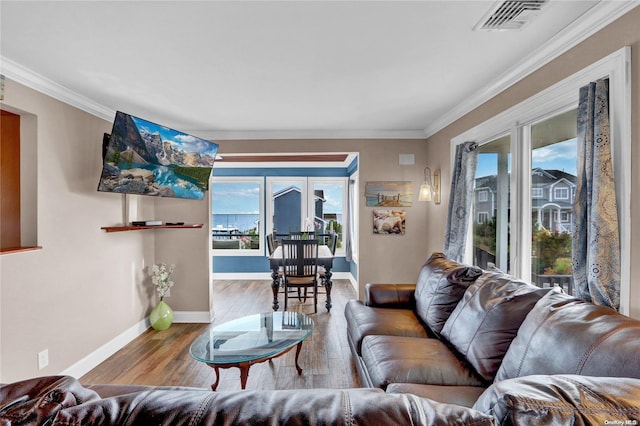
[150,300,173,330]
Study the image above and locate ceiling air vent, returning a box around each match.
[474,0,549,31]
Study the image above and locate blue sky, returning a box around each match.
[476,138,577,177]
[213,182,344,215]
[212,182,260,214]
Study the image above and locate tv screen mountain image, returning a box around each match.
[98,111,218,200]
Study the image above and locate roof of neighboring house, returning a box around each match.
[273,186,301,199]
[476,169,576,193]
[532,168,577,186]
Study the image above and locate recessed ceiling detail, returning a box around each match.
[216,154,349,163]
[475,0,549,31]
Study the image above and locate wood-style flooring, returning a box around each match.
[80,279,363,391]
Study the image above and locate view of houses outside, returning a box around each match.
[211,179,344,251]
[473,123,577,295]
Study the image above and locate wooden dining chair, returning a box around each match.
[281,238,319,313]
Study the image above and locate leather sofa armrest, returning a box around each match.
[365,283,416,308]
[473,374,640,425]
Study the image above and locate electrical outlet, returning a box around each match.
[38,349,49,370]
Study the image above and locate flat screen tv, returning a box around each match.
[98,111,218,200]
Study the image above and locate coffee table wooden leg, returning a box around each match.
[239,363,250,389]
[295,341,303,375]
[211,366,220,391]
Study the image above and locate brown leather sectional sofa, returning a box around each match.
[346,252,640,424]
[2,252,639,425]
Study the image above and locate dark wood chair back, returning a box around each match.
[281,238,319,312]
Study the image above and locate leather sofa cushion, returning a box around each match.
[441,271,551,382]
[496,290,640,381]
[365,283,417,308]
[414,252,483,335]
[345,300,429,355]
[360,335,484,389]
[386,383,486,408]
[473,374,640,425]
[0,375,494,426]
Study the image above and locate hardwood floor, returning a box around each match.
[80,279,363,391]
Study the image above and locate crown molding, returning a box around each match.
[189,129,427,140]
[423,1,639,138]
[1,56,115,121]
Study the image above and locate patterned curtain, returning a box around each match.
[444,141,478,262]
[573,78,620,310]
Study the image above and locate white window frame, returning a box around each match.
[532,188,543,198]
[452,47,631,314]
[308,176,349,256]
[349,171,359,264]
[210,176,264,257]
[554,187,570,200]
[478,190,488,202]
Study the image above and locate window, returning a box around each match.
[310,179,346,251]
[268,177,307,236]
[478,190,488,202]
[211,178,263,254]
[554,187,570,200]
[531,110,577,285]
[473,135,510,271]
[267,176,347,255]
[532,188,543,198]
[456,47,631,314]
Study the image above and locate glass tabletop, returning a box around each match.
[190,311,314,364]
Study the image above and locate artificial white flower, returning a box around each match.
[152,263,175,301]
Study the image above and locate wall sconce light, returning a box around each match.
[419,167,441,204]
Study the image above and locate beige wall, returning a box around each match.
[425,7,640,318]
[205,138,432,292]
[0,79,157,382]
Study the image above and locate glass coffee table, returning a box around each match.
[190,311,314,390]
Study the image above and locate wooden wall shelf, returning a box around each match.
[101,224,204,233]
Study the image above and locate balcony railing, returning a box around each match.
[532,273,574,296]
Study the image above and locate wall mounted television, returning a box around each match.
[98,111,218,200]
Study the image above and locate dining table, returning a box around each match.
[268,245,334,312]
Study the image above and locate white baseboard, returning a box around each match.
[60,317,150,379]
[212,272,355,282]
[60,310,213,379]
[173,310,214,323]
[212,272,273,280]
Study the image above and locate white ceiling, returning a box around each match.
[1,1,637,140]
